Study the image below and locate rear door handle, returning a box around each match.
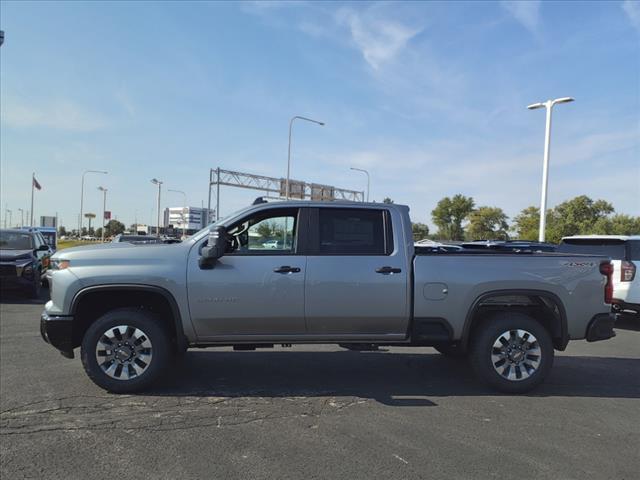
[274,266,301,274]
[376,266,402,274]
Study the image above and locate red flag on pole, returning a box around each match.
[33,176,42,190]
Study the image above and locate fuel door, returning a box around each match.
[423,282,449,301]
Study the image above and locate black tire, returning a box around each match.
[28,270,41,299]
[81,308,171,393]
[434,343,467,357]
[469,312,554,394]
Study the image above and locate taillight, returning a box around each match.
[621,261,636,282]
[600,261,613,304]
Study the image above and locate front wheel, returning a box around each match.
[469,312,554,394]
[28,271,41,299]
[81,308,171,393]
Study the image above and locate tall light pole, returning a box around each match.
[286,116,325,200]
[4,209,11,228]
[350,167,370,202]
[80,170,107,236]
[168,189,187,239]
[18,208,24,228]
[98,186,108,242]
[527,97,574,242]
[151,178,163,237]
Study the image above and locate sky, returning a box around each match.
[1,0,639,231]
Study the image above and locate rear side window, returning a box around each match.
[316,208,389,255]
[629,241,640,261]
[557,239,627,259]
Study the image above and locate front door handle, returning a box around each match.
[274,266,301,274]
[376,266,402,274]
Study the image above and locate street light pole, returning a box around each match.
[151,179,163,237]
[5,209,11,228]
[18,208,24,228]
[168,189,187,239]
[98,187,107,242]
[527,97,574,242]
[286,116,325,200]
[350,167,370,202]
[80,170,107,236]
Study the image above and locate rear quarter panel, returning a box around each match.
[413,254,609,340]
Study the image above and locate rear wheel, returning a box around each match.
[469,312,554,393]
[81,308,171,393]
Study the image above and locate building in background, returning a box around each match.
[163,207,215,236]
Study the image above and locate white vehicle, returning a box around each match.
[558,235,640,318]
[262,240,283,249]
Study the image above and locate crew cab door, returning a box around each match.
[187,207,307,339]
[304,207,410,337]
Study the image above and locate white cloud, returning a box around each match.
[2,99,107,131]
[336,8,422,70]
[622,0,640,31]
[501,0,541,34]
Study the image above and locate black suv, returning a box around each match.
[0,229,52,297]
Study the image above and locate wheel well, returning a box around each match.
[463,293,568,350]
[71,289,181,351]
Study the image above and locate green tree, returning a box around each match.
[58,226,67,236]
[256,221,275,239]
[592,214,640,235]
[411,222,430,241]
[382,197,394,204]
[513,206,540,240]
[105,219,125,237]
[431,194,475,240]
[513,196,631,243]
[466,207,509,240]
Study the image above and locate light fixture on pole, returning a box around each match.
[350,167,370,202]
[150,178,163,237]
[286,116,325,200]
[527,97,574,242]
[98,186,108,242]
[168,189,187,239]
[80,170,108,236]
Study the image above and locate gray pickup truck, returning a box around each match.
[41,201,616,394]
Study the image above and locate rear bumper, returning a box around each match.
[612,300,640,316]
[40,312,75,358]
[585,313,617,342]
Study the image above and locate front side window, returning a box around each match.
[317,208,388,255]
[227,208,298,254]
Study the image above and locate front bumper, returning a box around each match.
[40,312,75,358]
[585,313,617,342]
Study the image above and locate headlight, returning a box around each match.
[50,259,71,270]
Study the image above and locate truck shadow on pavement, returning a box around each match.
[146,350,640,406]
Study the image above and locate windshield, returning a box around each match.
[0,232,34,250]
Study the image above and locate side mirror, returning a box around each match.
[38,244,49,251]
[199,226,229,269]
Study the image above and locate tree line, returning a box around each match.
[408,194,640,244]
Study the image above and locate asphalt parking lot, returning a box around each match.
[1,292,639,480]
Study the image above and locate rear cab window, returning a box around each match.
[311,208,393,255]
